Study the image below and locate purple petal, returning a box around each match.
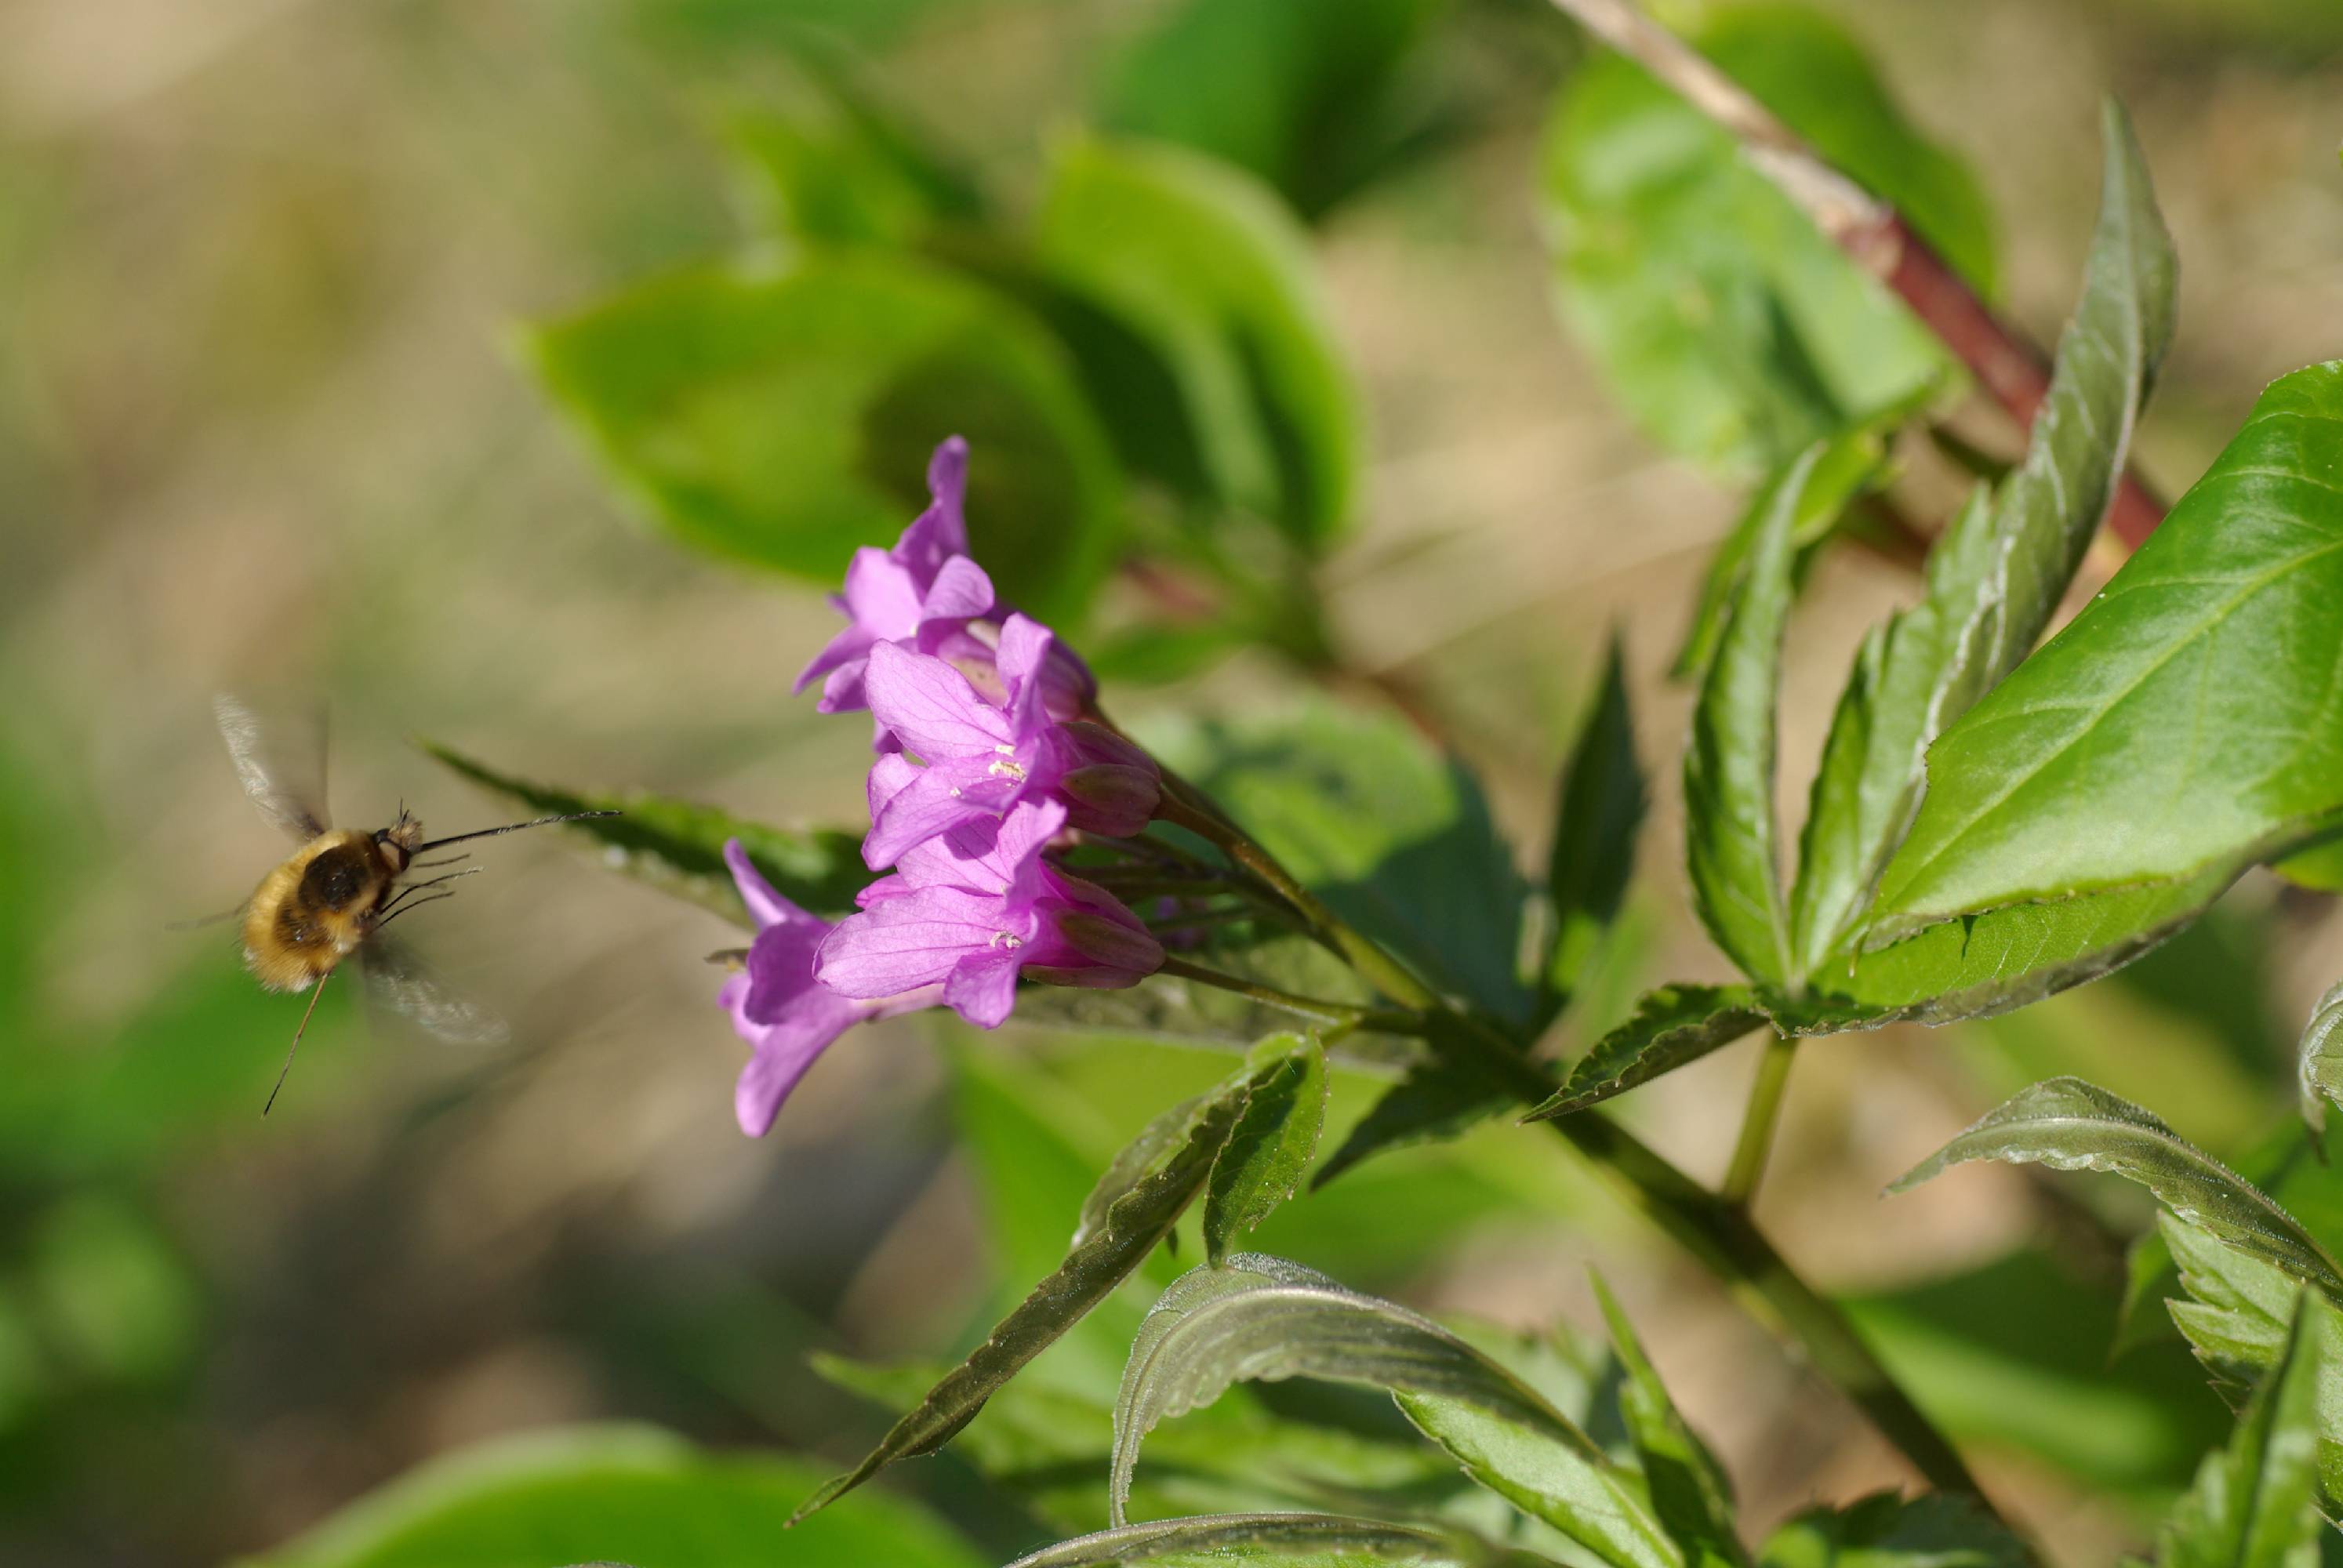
[817,886,1008,998]
[918,554,995,626]
[732,1002,859,1137]
[891,436,972,581]
[796,627,871,699]
[724,839,827,935]
[865,642,1013,760]
[895,794,1068,894]
[944,946,1023,1029]
[863,757,994,870]
[866,752,921,823]
[994,613,1057,733]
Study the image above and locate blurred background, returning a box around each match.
[4,0,2343,1563]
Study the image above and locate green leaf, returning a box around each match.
[1146,699,1535,1025]
[1589,1276,1746,1568]
[1099,0,1451,220]
[1033,136,1360,550]
[1110,1256,1677,1568]
[525,253,1122,623]
[1545,633,1647,1004]
[245,1425,981,1568]
[422,742,868,924]
[1204,1036,1329,1265]
[2161,1216,2301,1403]
[1684,439,1803,987]
[1539,4,1984,474]
[1888,1078,2343,1297]
[1797,100,2176,974]
[2154,1294,2330,1568]
[721,55,980,249]
[1876,355,2343,939]
[1673,423,1888,679]
[1524,985,1767,1121]
[794,1052,1265,1520]
[1003,1512,1513,1568]
[2301,983,2343,1140]
[1757,1491,2028,1568]
[1311,1050,1517,1192]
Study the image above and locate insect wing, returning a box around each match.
[214,694,331,842]
[359,935,509,1046]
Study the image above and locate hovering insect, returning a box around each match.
[209,695,616,1113]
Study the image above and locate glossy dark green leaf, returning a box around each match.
[1589,1277,1745,1568]
[2153,1294,2330,1568]
[1310,1050,1516,1193]
[1890,1079,2343,1296]
[1110,1256,1676,1568]
[422,742,868,924]
[1673,424,1888,680]
[1003,1512,1513,1568]
[792,1056,1263,1521]
[1545,633,1647,1004]
[246,1425,980,1568]
[1524,985,1766,1121]
[1204,1036,1328,1265]
[1684,441,1802,987]
[525,254,1122,623]
[1878,356,2343,940]
[1797,101,2174,978]
[1756,1491,2027,1568]
[1540,5,1985,474]
[1033,137,1360,550]
[2298,983,2343,1142]
[1099,0,1451,220]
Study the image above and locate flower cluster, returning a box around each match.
[720,437,1166,1136]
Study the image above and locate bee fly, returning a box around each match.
[209,695,616,1113]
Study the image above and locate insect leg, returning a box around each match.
[263,969,332,1116]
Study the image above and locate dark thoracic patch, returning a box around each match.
[299,844,372,912]
[274,900,321,951]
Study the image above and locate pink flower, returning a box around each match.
[794,436,1097,738]
[718,841,936,1137]
[818,796,1164,1030]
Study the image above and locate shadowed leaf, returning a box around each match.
[1525,985,1765,1121]
[1204,1036,1328,1265]
[1002,1512,1512,1567]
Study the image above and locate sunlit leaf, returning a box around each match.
[525,254,1122,623]
[1798,100,2175,977]
[1524,986,1766,1122]
[1539,4,1986,474]
[1204,1036,1328,1265]
[1109,1256,1676,1568]
[245,1425,981,1568]
[1589,1276,1745,1568]
[1683,440,1801,987]
[423,742,868,924]
[2152,1294,2330,1568]
[2296,982,2343,1140]
[1002,1511,1516,1568]
[1033,137,1360,550]
[1889,1078,2343,1296]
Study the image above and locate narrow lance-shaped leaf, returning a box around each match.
[790,1056,1267,1522]
[1683,439,1806,989]
[1589,1276,1747,1568]
[2297,982,2343,1141]
[1756,1492,2029,1568]
[1202,1035,1328,1265]
[1110,1255,1680,1568]
[1002,1511,1524,1568]
[2153,1294,2330,1568]
[1673,423,1887,680]
[1546,632,1647,1005]
[423,742,868,923]
[1888,1078,2343,1298]
[1524,985,1766,1122]
[1792,100,2177,973]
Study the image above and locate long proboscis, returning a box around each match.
[412,809,620,854]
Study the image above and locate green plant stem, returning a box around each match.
[1722,1032,1799,1205]
[1155,956,1427,1036]
[1153,786,1989,1505]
